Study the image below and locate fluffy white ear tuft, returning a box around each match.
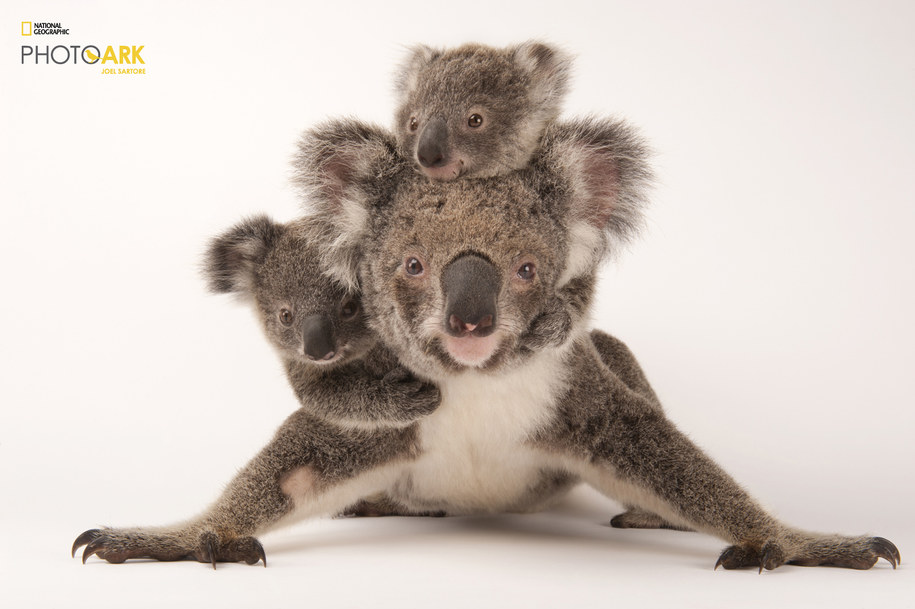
[202,214,285,298]
[537,117,654,281]
[293,119,402,290]
[511,41,573,119]
[393,44,440,104]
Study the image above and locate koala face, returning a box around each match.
[204,216,374,366]
[360,174,567,374]
[393,42,571,182]
[297,117,652,375]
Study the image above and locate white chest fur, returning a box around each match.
[391,349,568,514]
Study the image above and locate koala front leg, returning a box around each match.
[73,409,417,567]
[286,354,440,425]
[520,276,594,351]
[538,341,900,570]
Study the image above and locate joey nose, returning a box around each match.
[302,315,336,361]
[441,253,500,337]
[417,117,448,168]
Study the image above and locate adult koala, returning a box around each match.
[74,118,898,570]
[293,118,898,570]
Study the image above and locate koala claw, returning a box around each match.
[870,537,901,569]
[72,529,102,559]
[758,541,787,573]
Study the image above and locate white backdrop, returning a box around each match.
[1,1,912,607]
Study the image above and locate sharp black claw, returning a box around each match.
[715,547,732,570]
[72,529,101,558]
[255,539,267,568]
[206,538,217,570]
[82,536,107,564]
[872,537,900,569]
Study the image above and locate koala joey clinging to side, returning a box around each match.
[203,214,440,426]
[394,41,572,182]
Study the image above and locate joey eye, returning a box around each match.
[279,308,294,326]
[517,262,536,281]
[409,117,419,132]
[340,298,359,320]
[405,257,424,276]
[468,114,483,128]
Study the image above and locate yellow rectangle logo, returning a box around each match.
[22,21,32,36]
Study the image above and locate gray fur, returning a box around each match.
[203,214,439,425]
[73,117,898,571]
[394,41,572,181]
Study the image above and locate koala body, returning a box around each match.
[73,119,898,571]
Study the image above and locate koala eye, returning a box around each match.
[279,308,294,326]
[340,298,360,320]
[409,117,419,132]
[517,262,536,281]
[405,257,424,277]
[468,114,483,128]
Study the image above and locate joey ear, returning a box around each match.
[203,214,285,297]
[393,44,440,102]
[535,117,653,283]
[512,41,572,118]
[293,118,402,289]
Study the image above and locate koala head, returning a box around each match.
[297,117,652,377]
[203,215,374,366]
[393,41,572,181]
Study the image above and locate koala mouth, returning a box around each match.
[441,333,500,368]
[299,344,347,366]
[420,158,464,181]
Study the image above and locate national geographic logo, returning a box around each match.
[19,21,147,76]
[22,21,70,35]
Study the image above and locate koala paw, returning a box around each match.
[72,528,266,568]
[383,368,441,416]
[714,536,900,572]
[520,305,573,352]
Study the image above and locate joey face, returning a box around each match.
[361,173,567,374]
[394,43,569,181]
[255,232,371,366]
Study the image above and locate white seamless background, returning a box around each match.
[1,1,912,608]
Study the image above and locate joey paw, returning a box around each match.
[387,376,441,415]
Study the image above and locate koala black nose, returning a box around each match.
[302,315,337,361]
[441,253,500,338]
[417,117,448,168]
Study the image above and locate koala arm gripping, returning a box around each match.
[73,410,418,566]
[536,339,900,570]
[520,275,594,352]
[285,349,441,425]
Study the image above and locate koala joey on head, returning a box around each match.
[394,41,572,182]
[203,214,440,425]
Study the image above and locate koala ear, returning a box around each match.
[393,44,440,102]
[511,41,573,119]
[535,117,653,283]
[203,214,285,297]
[293,118,402,289]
